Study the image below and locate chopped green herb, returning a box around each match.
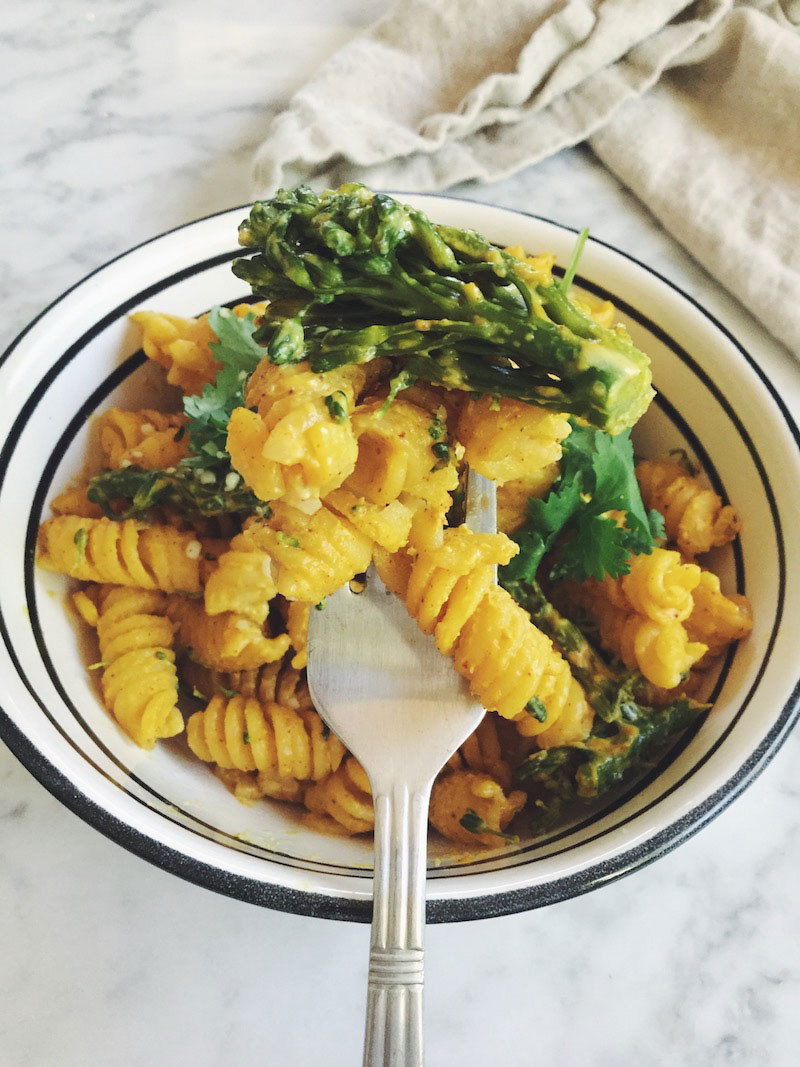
[431,441,450,462]
[667,447,699,477]
[314,599,326,611]
[191,686,208,701]
[73,527,88,564]
[217,685,239,699]
[428,414,446,441]
[459,809,520,844]
[526,696,548,722]
[324,391,348,422]
[276,532,302,549]
[502,421,665,585]
[242,731,250,745]
[87,661,107,671]
[154,650,168,661]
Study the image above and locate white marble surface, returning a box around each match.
[2,3,800,1065]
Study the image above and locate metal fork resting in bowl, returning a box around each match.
[307,470,497,1067]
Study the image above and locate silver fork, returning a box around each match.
[307,471,496,1067]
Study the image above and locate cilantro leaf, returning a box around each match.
[500,420,663,586]
[182,306,265,468]
[550,514,632,582]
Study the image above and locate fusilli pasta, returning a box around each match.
[636,459,741,558]
[95,585,183,749]
[37,516,202,594]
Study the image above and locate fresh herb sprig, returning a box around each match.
[88,306,267,520]
[501,421,665,585]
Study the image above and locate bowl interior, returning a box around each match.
[1,197,798,920]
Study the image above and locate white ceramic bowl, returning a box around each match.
[1,196,799,922]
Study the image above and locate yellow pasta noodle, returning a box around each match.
[95,585,183,749]
[167,596,290,672]
[636,459,741,558]
[428,770,526,848]
[283,601,311,670]
[685,570,753,658]
[95,408,188,470]
[227,360,368,508]
[347,395,459,511]
[304,757,374,835]
[456,394,570,486]
[50,485,104,520]
[588,548,702,625]
[37,516,202,594]
[569,584,708,690]
[453,714,514,791]
[203,544,277,624]
[401,527,592,745]
[236,503,372,604]
[187,693,345,783]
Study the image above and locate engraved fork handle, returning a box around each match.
[363,781,431,1067]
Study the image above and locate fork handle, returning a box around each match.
[364,783,430,1067]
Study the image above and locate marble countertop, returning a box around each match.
[2,3,799,1065]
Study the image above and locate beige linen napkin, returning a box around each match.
[252,0,800,356]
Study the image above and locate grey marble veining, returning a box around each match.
[2,3,800,1065]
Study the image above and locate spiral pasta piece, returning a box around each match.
[453,714,514,790]
[37,516,202,593]
[402,527,592,745]
[685,570,753,658]
[636,459,740,558]
[304,757,374,835]
[95,408,188,470]
[347,396,459,510]
[95,585,182,749]
[283,601,310,669]
[456,395,570,486]
[587,548,702,625]
[227,360,370,509]
[168,596,290,671]
[571,586,708,690]
[429,770,526,848]
[203,545,277,624]
[187,694,345,783]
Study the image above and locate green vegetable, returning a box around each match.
[87,464,269,521]
[459,809,520,844]
[73,527,88,563]
[516,697,704,804]
[501,421,665,585]
[87,307,269,521]
[525,696,548,722]
[324,391,348,422]
[276,532,301,549]
[560,227,589,293]
[218,685,239,699]
[154,650,168,661]
[232,184,654,433]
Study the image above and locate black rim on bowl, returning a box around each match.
[1,197,798,922]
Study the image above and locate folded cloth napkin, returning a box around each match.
[252,0,800,356]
